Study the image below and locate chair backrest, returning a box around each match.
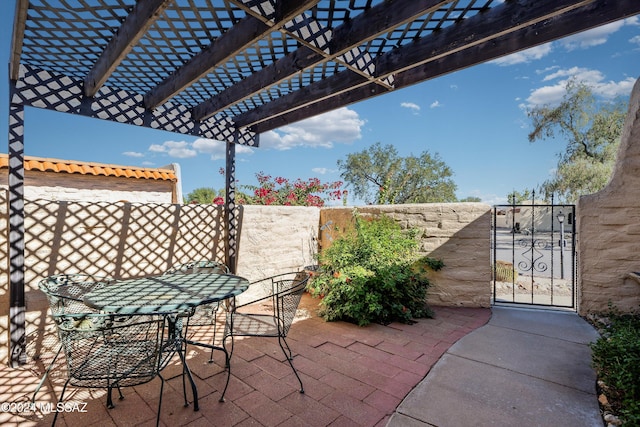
[164,260,229,275]
[55,312,167,388]
[39,274,115,316]
[163,260,230,323]
[273,271,310,336]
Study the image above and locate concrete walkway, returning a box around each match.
[387,306,602,427]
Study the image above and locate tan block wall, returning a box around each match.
[578,77,640,314]
[319,203,492,307]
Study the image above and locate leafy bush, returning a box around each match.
[590,309,640,425]
[307,210,443,326]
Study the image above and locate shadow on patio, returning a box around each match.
[0,294,490,427]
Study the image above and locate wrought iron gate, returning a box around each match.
[492,199,576,309]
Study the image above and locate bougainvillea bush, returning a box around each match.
[238,172,345,207]
[307,210,443,326]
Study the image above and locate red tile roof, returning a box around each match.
[0,154,177,182]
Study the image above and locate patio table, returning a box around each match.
[82,272,250,411]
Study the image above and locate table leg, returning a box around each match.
[169,317,199,411]
[176,344,199,411]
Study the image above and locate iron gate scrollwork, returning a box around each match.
[492,194,576,308]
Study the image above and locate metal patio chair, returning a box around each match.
[50,311,172,427]
[163,260,231,406]
[164,260,230,327]
[220,271,310,401]
[33,274,115,402]
[163,260,230,356]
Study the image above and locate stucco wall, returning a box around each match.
[0,169,176,204]
[237,205,320,282]
[320,203,492,308]
[578,77,640,314]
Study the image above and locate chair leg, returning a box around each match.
[32,345,62,403]
[52,378,70,427]
[208,308,219,363]
[279,334,294,360]
[278,336,304,394]
[181,324,190,407]
[180,350,190,408]
[156,373,165,427]
[219,334,234,402]
[176,343,199,411]
[107,385,115,409]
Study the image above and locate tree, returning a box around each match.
[507,189,532,205]
[185,187,222,204]
[527,79,627,203]
[459,196,482,202]
[337,142,457,204]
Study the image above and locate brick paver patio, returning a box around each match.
[0,294,490,426]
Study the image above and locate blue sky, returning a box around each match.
[1,3,639,205]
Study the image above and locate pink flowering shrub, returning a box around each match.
[237,172,344,207]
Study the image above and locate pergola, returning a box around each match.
[7,0,640,365]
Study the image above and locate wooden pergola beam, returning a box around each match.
[250,0,640,134]
[232,0,597,130]
[144,0,318,110]
[9,0,28,81]
[192,0,450,121]
[84,0,172,97]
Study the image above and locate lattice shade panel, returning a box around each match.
[10,0,640,140]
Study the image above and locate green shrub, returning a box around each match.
[590,310,640,425]
[307,210,443,326]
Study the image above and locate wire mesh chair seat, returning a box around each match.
[52,312,171,427]
[221,271,310,401]
[37,274,175,426]
[33,274,116,403]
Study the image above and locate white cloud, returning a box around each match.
[191,138,255,161]
[191,138,222,157]
[626,16,639,26]
[560,17,638,51]
[312,167,337,175]
[536,65,560,75]
[259,107,364,150]
[524,67,636,108]
[631,35,640,46]
[122,151,144,158]
[560,22,624,51]
[149,138,253,161]
[450,84,458,90]
[148,140,197,158]
[401,102,421,111]
[541,66,601,82]
[490,43,552,66]
[492,18,638,68]
[430,100,442,109]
